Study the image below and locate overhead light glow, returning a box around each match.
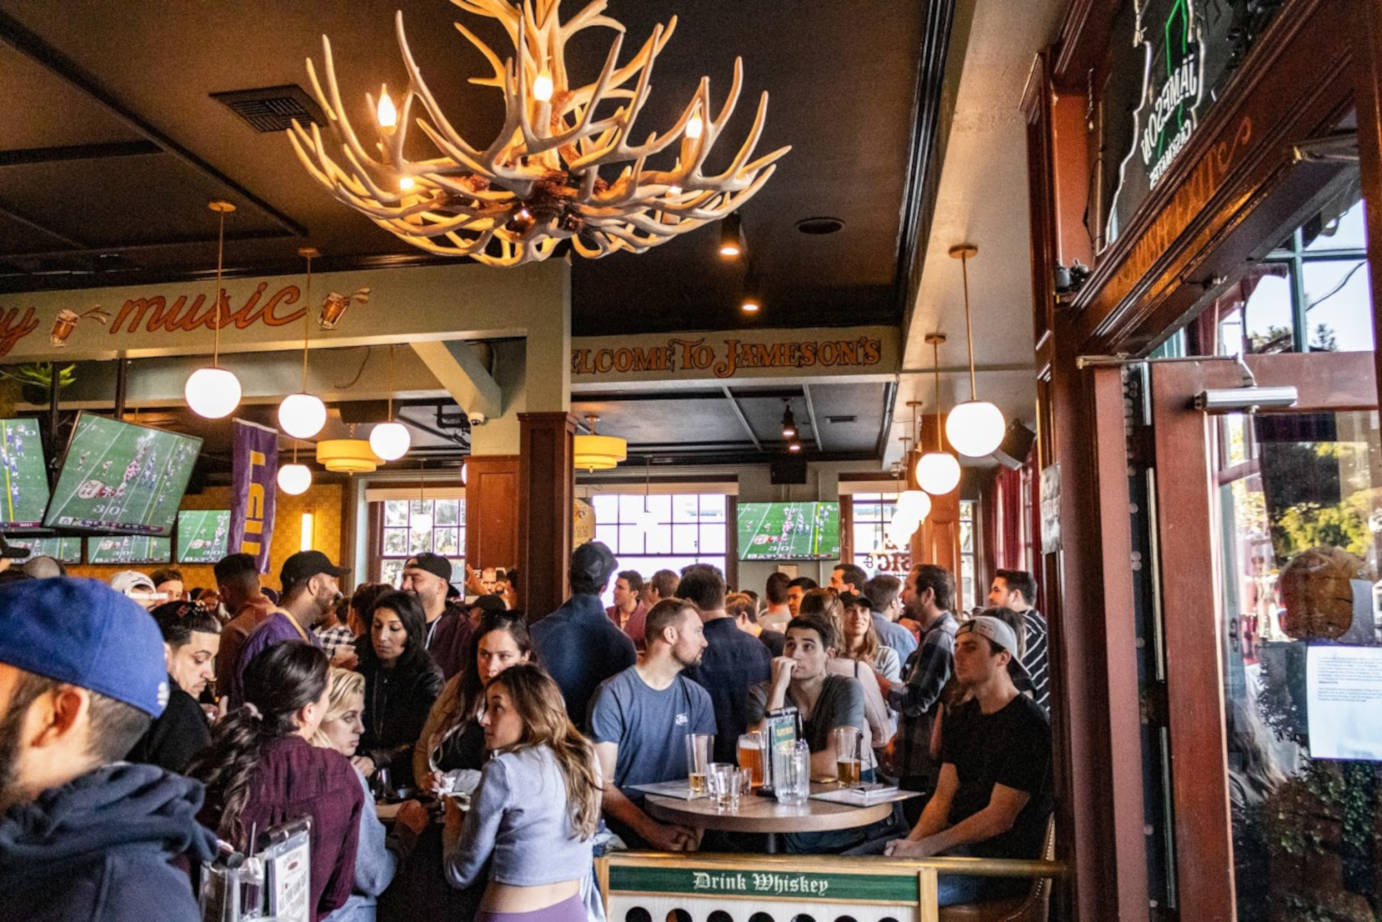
[185,366,242,420]
[278,393,327,440]
[369,421,411,462]
[277,463,312,495]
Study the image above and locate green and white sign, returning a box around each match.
[608,864,917,903]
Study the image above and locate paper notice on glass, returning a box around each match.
[1306,645,1382,761]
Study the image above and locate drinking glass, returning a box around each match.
[772,739,810,806]
[834,726,862,786]
[737,730,765,787]
[709,763,742,812]
[684,733,714,796]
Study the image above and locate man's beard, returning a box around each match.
[0,700,27,812]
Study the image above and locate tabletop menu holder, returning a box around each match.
[758,706,800,797]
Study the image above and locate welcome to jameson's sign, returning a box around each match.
[571,328,892,381]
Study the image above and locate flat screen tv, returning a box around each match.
[87,535,172,566]
[0,418,50,529]
[177,509,230,564]
[44,413,202,535]
[736,501,841,561]
[14,536,83,564]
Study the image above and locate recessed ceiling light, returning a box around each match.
[795,216,845,235]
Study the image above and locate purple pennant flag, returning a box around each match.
[228,419,278,573]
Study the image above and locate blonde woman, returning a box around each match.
[799,589,893,758]
[312,668,428,922]
[443,663,601,922]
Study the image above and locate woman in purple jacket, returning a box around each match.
[189,642,365,922]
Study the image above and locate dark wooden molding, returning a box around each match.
[517,412,577,619]
[465,455,521,572]
[0,140,161,166]
[1068,0,1346,353]
[1051,0,1118,93]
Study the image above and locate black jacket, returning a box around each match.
[0,762,218,921]
[125,676,211,774]
[359,652,444,790]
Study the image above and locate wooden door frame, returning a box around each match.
[1149,351,1377,921]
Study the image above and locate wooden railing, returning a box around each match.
[597,851,1069,922]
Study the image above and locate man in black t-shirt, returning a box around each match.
[884,615,1052,905]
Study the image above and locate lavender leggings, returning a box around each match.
[474,893,586,922]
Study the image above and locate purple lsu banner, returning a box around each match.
[228,419,278,573]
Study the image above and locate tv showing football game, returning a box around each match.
[177,509,230,563]
[87,535,172,565]
[0,418,50,529]
[44,413,202,535]
[737,502,841,561]
[14,536,83,564]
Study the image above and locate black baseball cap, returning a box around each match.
[469,593,507,615]
[280,550,348,590]
[405,552,452,582]
[571,541,617,588]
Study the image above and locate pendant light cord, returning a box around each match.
[932,339,943,452]
[960,252,977,400]
[301,254,312,392]
[213,209,225,368]
[386,345,395,420]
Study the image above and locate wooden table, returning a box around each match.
[644,784,909,853]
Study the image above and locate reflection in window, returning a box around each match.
[377,498,465,588]
[960,500,976,613]
[850,492,907,578]
[1216,410,1382,921]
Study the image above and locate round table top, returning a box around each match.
[644,784,897,834]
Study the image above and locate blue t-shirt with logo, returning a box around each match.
[589,665,716,801]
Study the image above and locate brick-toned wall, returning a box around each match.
[67,482,345,593]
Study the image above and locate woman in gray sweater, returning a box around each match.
[442,663,601,922]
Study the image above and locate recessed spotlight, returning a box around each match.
[795,216,845,235]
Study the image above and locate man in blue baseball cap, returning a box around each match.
[0,578,218,921]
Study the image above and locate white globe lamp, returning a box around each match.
[277,462,312,495]
[946,400,1005,458]
[915,450,962,495]
[278,393,327,440]
[895,489,932,524]
[369,421,411,461]
[185,366,242,419]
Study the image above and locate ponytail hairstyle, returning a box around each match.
[486,663,600,839]
[188,642,330,845]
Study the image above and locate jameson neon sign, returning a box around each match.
[1140,34,1201,186]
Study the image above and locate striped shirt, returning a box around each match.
[1019,609,1050,712]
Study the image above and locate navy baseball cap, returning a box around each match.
[0,578,169,717]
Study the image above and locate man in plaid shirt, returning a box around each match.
[314,596,358,668]
[875,564,958,817]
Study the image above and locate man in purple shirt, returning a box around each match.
[228,550,347,707]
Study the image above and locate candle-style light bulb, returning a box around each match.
[532,70,554,102]
[377,85,398,130]
[398,176,415,191]
[686,114,704,140]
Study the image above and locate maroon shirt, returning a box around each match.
[606,600,649,648]
[203,736,364,921]
[425,604,474,680]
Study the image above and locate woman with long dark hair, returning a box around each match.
[443,663,601,922]
[188,642,365,922]
[414,609,533,786]
[356,590,443,789]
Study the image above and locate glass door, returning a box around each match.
[1149,352,1382,921]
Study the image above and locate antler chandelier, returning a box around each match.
[289,0,790,267]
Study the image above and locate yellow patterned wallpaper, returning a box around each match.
[68,481,345,594]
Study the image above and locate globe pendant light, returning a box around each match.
[369,344,411,461]
[278,443,312,495]
[944,244,1005,458]
[896,488,931,524]
[886,436,921,544]
[185,201,243,419]
[915,333,962,495]
[277,248,327,439]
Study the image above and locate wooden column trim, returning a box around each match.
[518,412,576,620]
[464,455,521,572]
[1349,0,1382,411]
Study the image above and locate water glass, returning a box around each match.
[708,763,743,812]
[772,739,810,806]
[684,733,714,797]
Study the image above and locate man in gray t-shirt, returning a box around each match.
[590,599,716,852]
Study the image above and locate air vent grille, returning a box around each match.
[211,85,324,133]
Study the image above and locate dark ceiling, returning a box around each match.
[0,0,935,337]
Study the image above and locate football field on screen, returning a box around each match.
[738,502,840,560]
[45,416,199,533]
[177,510,229,563]
[0,419,49,526]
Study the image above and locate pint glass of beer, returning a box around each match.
[685,733,713,796]
[50,309,79,347]
[737,731,765,788]
[834,726,862,786]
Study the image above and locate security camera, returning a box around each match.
[467,411,486,426]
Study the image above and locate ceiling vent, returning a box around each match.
[795,216,845,235]
[211,85,325,133]
[825,414,857,424]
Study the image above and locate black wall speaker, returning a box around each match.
[992,420,1036,470]
[770,458,808,484]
